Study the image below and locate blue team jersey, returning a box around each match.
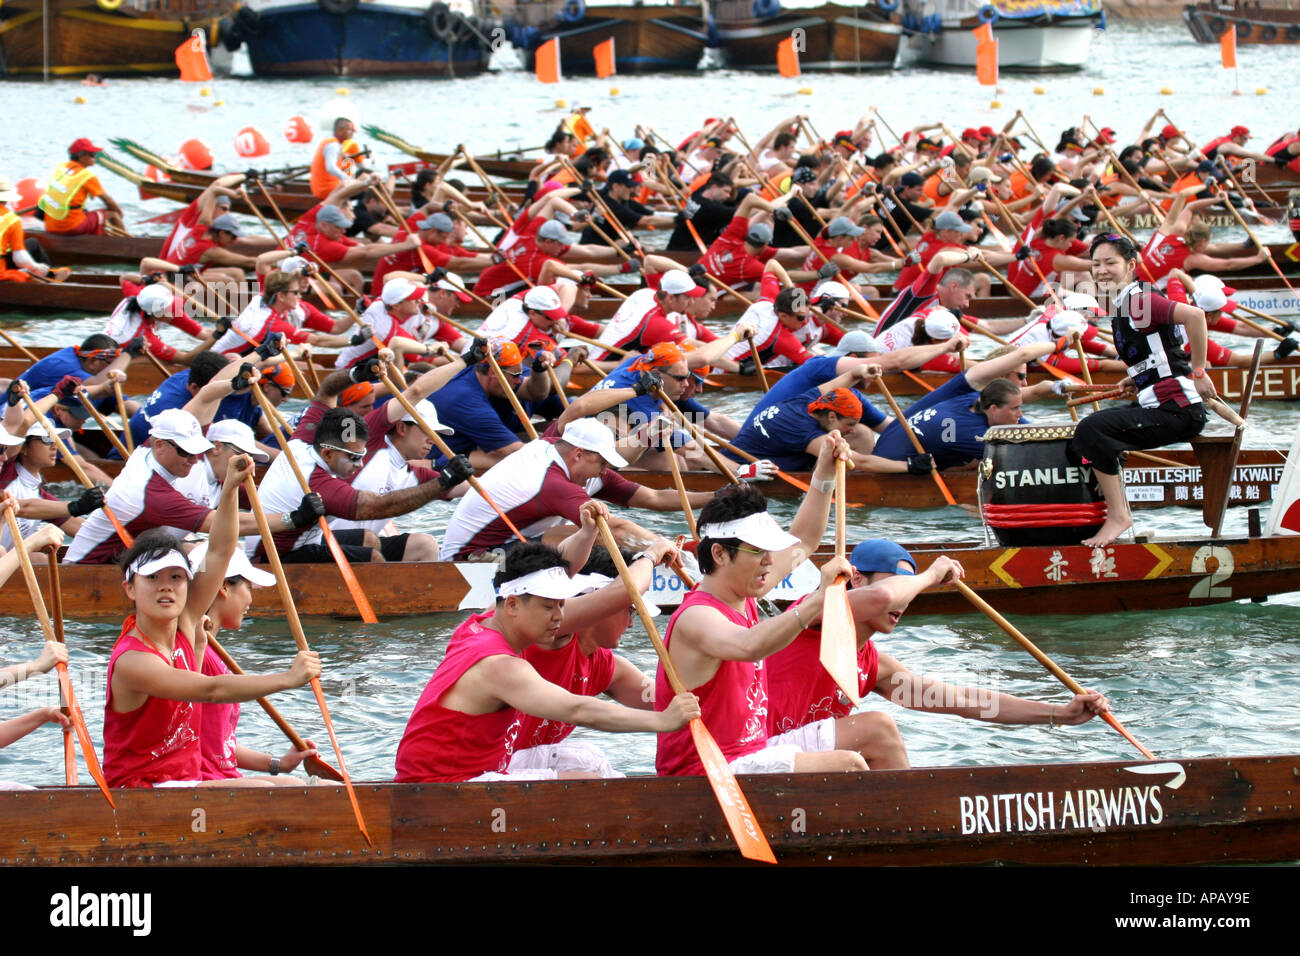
[730,386,883,472]
[873,372,1020,468]
[19,347,91,394]
[430,364,533,458]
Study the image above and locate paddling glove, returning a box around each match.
[1274,338,1299,360]
[687,263,707,280]
[1015,245,1031,261]
[4,381,22,408]
[294,241,309,256]
[425,266,447,285]
[773,207,792,224]
[737,357,757,377]
[905,250,922,266]
[290,493,326,529]
[349,328,373,347]
[579,271,599,288]
[818,262,840,280]
[620,258,642,274]
[633,370,663,397]
[125,337,146,358]
[54,375,82,401]
[231,363,257,392]
[214,316,233,335]
[737,460,778,483]
[67,487,105,518]
[349,357,382,384]
[906,453,933,475]
[465,337,489,367]
[255,332,285,360]
[437,455,475,493]
[177,264,199,277]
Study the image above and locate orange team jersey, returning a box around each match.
[38,161,103,233]
[923,171,954,209]
[0,206,31,281]
[843,169,880,201]
[1161,172,1208,212]
[1096,171,1124,208]
[1006,169,1034,203]
[309,137,358,199]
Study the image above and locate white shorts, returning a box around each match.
[727,718,837,775]
[470,769,559,782]
[507,741,625,778]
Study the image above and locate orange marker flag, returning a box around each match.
[593,37,616,78]
[972,21,994,46]
[1220,23,1237,69]
[535,37,561,84]
[777,36,800,78]
[976,38,998,87]
[174,29,213,83]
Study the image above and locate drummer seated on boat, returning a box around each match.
[64,407,318,565]
[729,380,920,476]
[872,341,1056,471]
[395,541,700,783]
[0,409,104,556]
[35,138,124,237]
[655,465,874,777]
[249,405,466,565]
[765,539,1109,769]
[103,273,213,366]
[439,417,683,561]
[104,455,321,789]
[0,174,58,283]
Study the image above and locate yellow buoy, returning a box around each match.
[990,100,1002,109]
[1160,86,1173,95]
[555,98,567,108]
[213,99,225,106]
[335,87,350,95]
[200,87,212,97]
[609,87,620,95]
[74,95,87,104]
[1033,86,1045,95]
[1093,86,1104,95]
[1256,87,1268,95]
[797,86,813,95]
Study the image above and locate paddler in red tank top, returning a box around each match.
[654,438,863,778]
[103,453,320,789]
[394,530,699,783]
[765,539,1108,769]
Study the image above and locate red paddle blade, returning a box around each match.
[312,678,373,847]
[818,579,861,708]
[689,719,776,864]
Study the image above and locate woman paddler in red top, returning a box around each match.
[654,434,860,778]
[103,452,321,789]
[394,537,700,784]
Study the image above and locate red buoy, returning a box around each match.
[284,115,312,144]
[177,138,213,170]
[234,126,270,158]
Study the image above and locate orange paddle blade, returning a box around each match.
[689,719,776,864]
[818,579,861,708]
[1103,713,1156,760]
[59,662,115,806]
[320,521,379,623]
[312,677,372,846]
[63,728,78,786]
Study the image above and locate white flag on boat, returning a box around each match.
[1264,419,1300,535]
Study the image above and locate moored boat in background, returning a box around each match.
[1182,0,1300,45]
[903,0,1105,71]
[709,0,903,71]
[501,0,709,73]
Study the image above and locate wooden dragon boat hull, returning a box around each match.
[712,2,903,71]
[1,755,1296,865]
[2,527,1295,620]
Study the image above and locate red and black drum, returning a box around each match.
[1289,189,1300,243]
[979,424,1109,546]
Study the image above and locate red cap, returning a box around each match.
[1159,124,1182,140]
[1230,125,1250,138]
[978,126,995,138]
[807,387,863,420]
[1096,127,1116,145]
[833,130,855,147]
[68,137,103,155]
[939,143,957,158]
[961,127,981,142]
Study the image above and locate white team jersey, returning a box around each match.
[478,295,531,344]
[594,287,657,358]
[724,299,779,362]
[329,438,421,537]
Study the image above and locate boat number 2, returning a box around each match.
[1189,546,1233,599]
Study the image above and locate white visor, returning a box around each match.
[572,571,662,616]
[187,539,276,587]
[498,566,589,600]
[125,549,193,582]
[699,511,801,552]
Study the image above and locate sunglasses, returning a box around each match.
[165,440,200,461]
[734,544,770,558]
[320,443,365,464]
[665,372,691,383]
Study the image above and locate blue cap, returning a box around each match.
[849,539,916,576]
[623,137,645,151]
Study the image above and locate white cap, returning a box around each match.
[187,538,275,587]
[150,408,214,455]
[124,549,193,582]
[699,511,802,552]
[381,278,424,307]
[136,284,174,317]
[206,418,270,462]
[400,397,453,433]
[0,426,24,447]
[1193,273,1225,292]
[811,280,850,304]
[24,421,72,443]
[278,255,310,275]
[923,308,960,340]
[1049,309,1088,338]
[658,270,697,295]
[1193,285,1228,312]
[561,418,628,468]
[834,330,882,355]
[434,271,472,303]
[1062,292,1102,316]
[498,565,590,600]
[522,285,567,319]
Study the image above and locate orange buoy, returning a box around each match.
[177,138,213,171]
[15,178,44,211]
[284,115,313,144]
[144,165,171,183]
[234,126,271,158]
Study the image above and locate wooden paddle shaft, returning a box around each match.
[0,329,39,362]
[834,458,847,558]
[657,390,739,483]
[75,390,130,460]
[484,348,537,440]
[1071,333,1101,413]
[663,433,699,540]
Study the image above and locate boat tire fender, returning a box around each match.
[427,2,454,39]
[877,0,899,11]
[977,5,998,23]
[217,15,243,52]
[560,0,586,22]
[1289,23,1300,39]
[317,0,360,15]
[447,11,472,42]
[1207,15,1226,34]
[1259,23,1277,40]
[753,0,781,18]
[1236,19,1251,37]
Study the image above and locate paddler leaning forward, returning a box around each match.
[394,536,700,783]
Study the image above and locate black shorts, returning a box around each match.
[1068,401,1208,475]
[281,529,376,564]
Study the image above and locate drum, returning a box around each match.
[978,424,1108,547]
[1288,189,1300,243]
